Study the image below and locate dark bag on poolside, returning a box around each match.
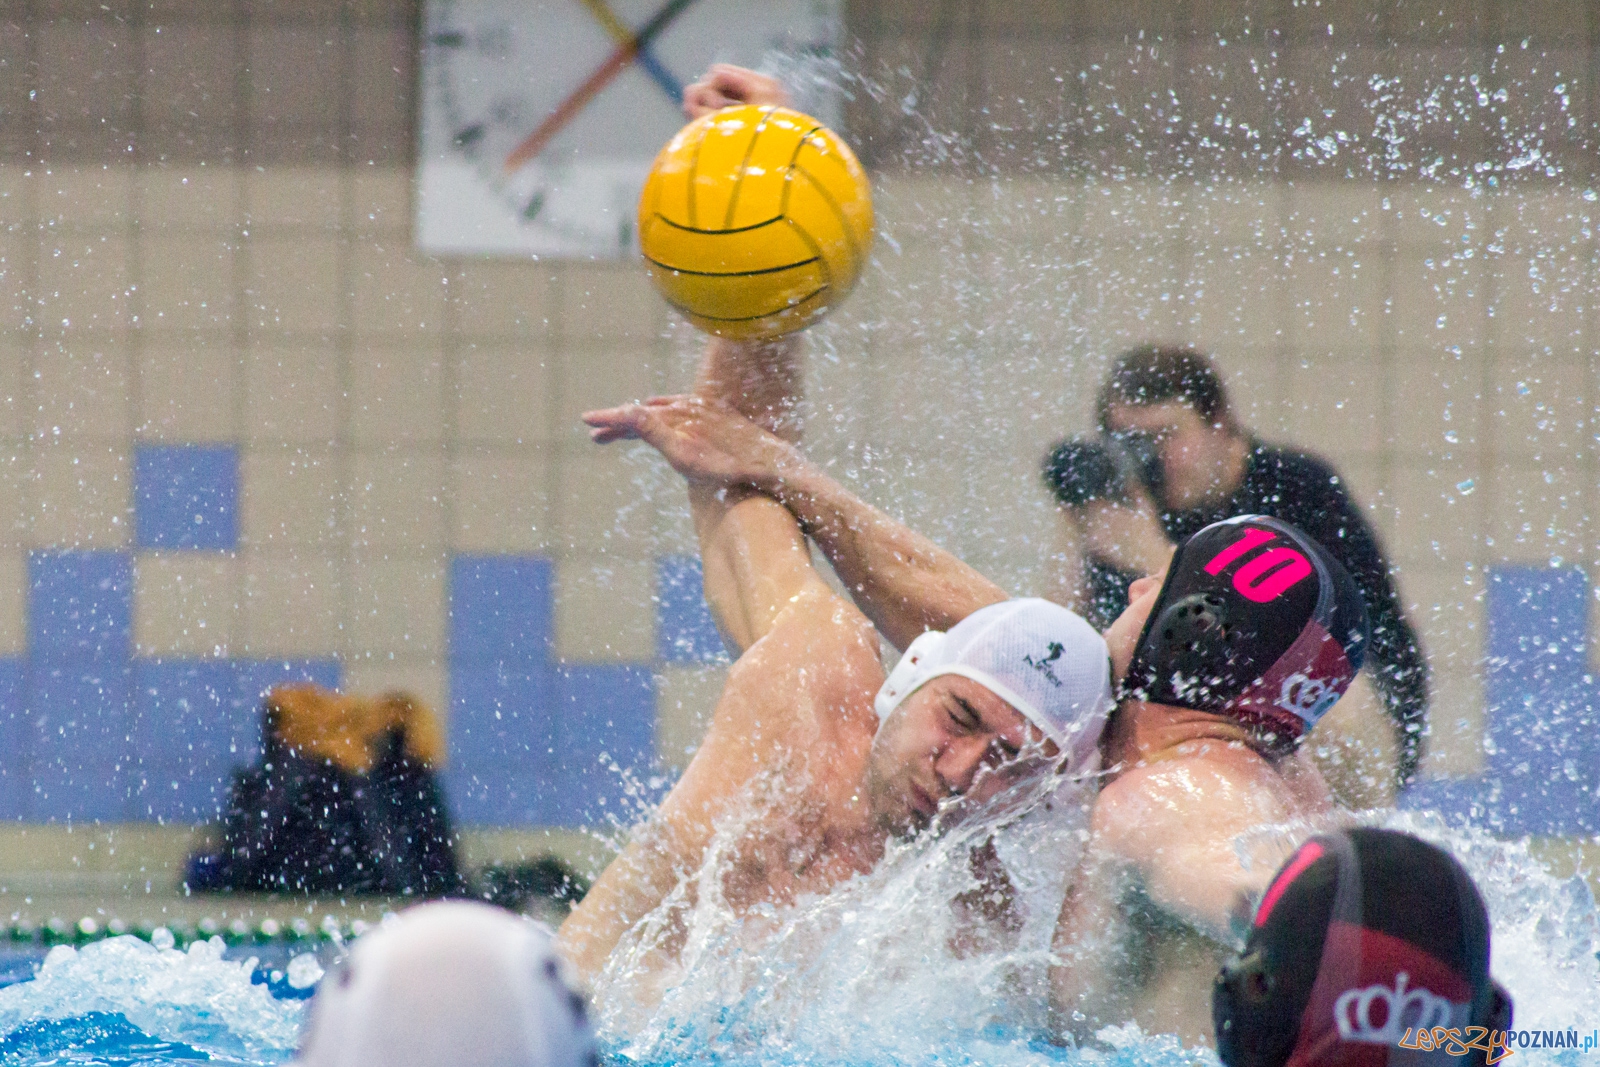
[186,686,464,897]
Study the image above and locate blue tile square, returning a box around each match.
[129,660,252,823]
[448,667,556,767]
[234,658,343,723]
[446,766,556,827]
[29,551,133,662]
[445,667,556,826]
[0,659,27,819]
[449,556,553,666]
[134,445,240,551]
[656,555,729,664]
[551,665,656,827]
[1399,567,1600,837]
[28,663,131,821]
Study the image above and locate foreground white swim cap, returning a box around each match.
[874,598,1114,775]
[293,901,597,1067]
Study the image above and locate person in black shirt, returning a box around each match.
[1044,345,1429,793]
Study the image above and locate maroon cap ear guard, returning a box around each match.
[1121,515,1369,740]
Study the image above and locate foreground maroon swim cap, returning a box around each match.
[1214,828,1512,1067]
[1122,515,1370,743]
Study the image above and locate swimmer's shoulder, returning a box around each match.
[706,587,882,761]
[737,586,883,700]
[1090,747,1291,850]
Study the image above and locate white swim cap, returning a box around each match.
[874,597,1114,774]
[293,901,597,1067]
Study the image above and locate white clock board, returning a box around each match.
[417,0,841,259]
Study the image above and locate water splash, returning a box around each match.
[587,772,1600,1067]
[592,759,1105,1065]
[1381,810,1600,1035]
[0,935,304,1064]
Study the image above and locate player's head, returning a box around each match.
[1214,828,1512,1067]
[294,902,598,1067]
[864,598,1114,836]
[1106,515,1369,752]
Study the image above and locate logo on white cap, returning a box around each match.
[1023,642,1067,689]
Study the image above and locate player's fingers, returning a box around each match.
[707,65,787,108]
[578,404,627,427]
[681,83,711,119]
[682,83,734,120]
[705,64,755,93]
[588,425,632,445]
[580,403,649,435]
[706,69,759,103]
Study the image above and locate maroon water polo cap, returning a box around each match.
[1214,828,1512,1067]
[1120,514,1370,745]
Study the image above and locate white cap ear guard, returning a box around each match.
[873,598,1115,777]
[874,629,949,721]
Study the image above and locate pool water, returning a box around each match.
[0,936,315,1066]
[0,815,1593,1067]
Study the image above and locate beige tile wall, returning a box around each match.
[0,0,1596,838]
[1,159,1597,785]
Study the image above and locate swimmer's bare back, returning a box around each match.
[1050,717,1335,1043]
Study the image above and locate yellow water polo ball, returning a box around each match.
[638,104,874,341]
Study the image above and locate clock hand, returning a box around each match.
[576,0,685,105]
[502,0,700,174]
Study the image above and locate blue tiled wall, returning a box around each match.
[133,445,240,551]
[30,551,133,662]
[130,658,342,822]
[29,662,131,822]
[25,552,135,821]
[1401,566,1600,836]
[6,549,342,822]
[657,555,729,664]
[0,661,25,818]
[17,473,1591,834]
[447,666,558,826]
[5,542,678,826]
[554,664,657,823]
[446,555,660,827]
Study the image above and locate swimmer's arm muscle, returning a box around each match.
[774,464,1006,650]
[557,802,707,984]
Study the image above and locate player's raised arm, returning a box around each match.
[616,79,1005,646]
[584,390,1006,650]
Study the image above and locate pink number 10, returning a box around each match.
[1202,527,1313,603]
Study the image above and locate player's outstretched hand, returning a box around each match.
[681,64,790,121]
[582,395,801,491]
